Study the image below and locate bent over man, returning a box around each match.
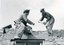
[38,8,55,36]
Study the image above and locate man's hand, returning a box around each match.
[43,22,47,25]
[32,23,35,25]
[38,21,42,23]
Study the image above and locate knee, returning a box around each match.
[46,26,49,29]
[46,26,52,30]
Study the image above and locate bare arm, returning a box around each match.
[27,19,35,25]
[40,15,44,21]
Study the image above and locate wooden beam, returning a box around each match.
[11,38,45,43]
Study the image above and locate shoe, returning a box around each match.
[48,33,53,36]
[14,36,21,39]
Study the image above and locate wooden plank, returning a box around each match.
[11,38,45,43]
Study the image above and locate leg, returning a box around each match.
[46,19,54,36]
[46,24,53,36]
[24,25,32,35]
[14,22,25,38]
[26,25,32,34]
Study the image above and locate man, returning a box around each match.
[14,9,35,38]
[38,8,55,36]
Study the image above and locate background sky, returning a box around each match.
[0,0,64,31]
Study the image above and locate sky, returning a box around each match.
[0,0,64,31]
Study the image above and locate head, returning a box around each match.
[40,8,45,14]
[23,9,30,16]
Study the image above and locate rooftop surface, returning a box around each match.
[0,29,64,45]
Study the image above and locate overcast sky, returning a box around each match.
[0,0,64,31]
